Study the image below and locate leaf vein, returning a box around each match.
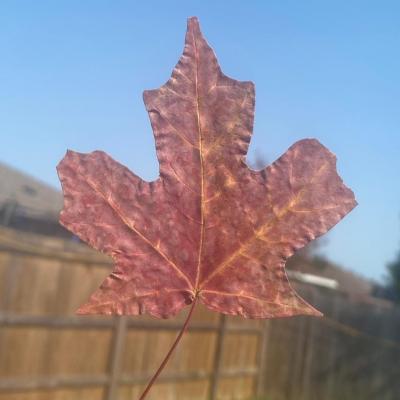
[82,176,194,291]
[199,161,330,288]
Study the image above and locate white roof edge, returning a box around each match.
[287,270,339,290]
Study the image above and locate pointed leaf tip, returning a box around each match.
[187,16,200,29]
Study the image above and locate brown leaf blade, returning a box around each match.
[57,17,357,319]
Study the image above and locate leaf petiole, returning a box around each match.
[138,294,198,400]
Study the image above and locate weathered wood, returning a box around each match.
[1,227,400,400]
[106,317,127,400]
[0,368,258,392]
[0,314,115,329]
[0,313,261,333]
[326,293,339,399]
[256,320,270,397]
[0,375,109,391]
[209,314,227,400]
[120,367,258,385]
[0,244,111,267]
[301,311,316,400]
[0,226,111,266]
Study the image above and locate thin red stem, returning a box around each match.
[137,295,198,400]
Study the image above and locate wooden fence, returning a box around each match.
[0,227,266,400]
[259,288,400,400]
[0,226,399,400]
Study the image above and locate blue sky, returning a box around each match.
[1,1,399,281]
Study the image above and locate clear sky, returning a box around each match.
[1,1,399,281]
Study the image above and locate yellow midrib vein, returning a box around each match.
[192,29,205,291]
[82,176,194,291]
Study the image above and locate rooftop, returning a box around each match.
[0,161,62,221]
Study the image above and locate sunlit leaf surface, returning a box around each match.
[57,17,356,319]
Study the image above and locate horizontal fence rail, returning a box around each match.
[0,313,263,334]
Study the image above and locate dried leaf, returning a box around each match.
[57,17,356,319]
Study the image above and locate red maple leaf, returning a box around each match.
[57,17,356,398]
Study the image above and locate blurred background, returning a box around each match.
[1,1,400,399]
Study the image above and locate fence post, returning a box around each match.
[326,294,339,399]
[106,316,128,400]
[301,315,315,400]
[256,320,270,397]
[209,314,226,400]
[289,315,307,400]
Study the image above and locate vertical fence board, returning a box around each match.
[256,320,270,397]
[106,317,127,400]
[209,314,226,400]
